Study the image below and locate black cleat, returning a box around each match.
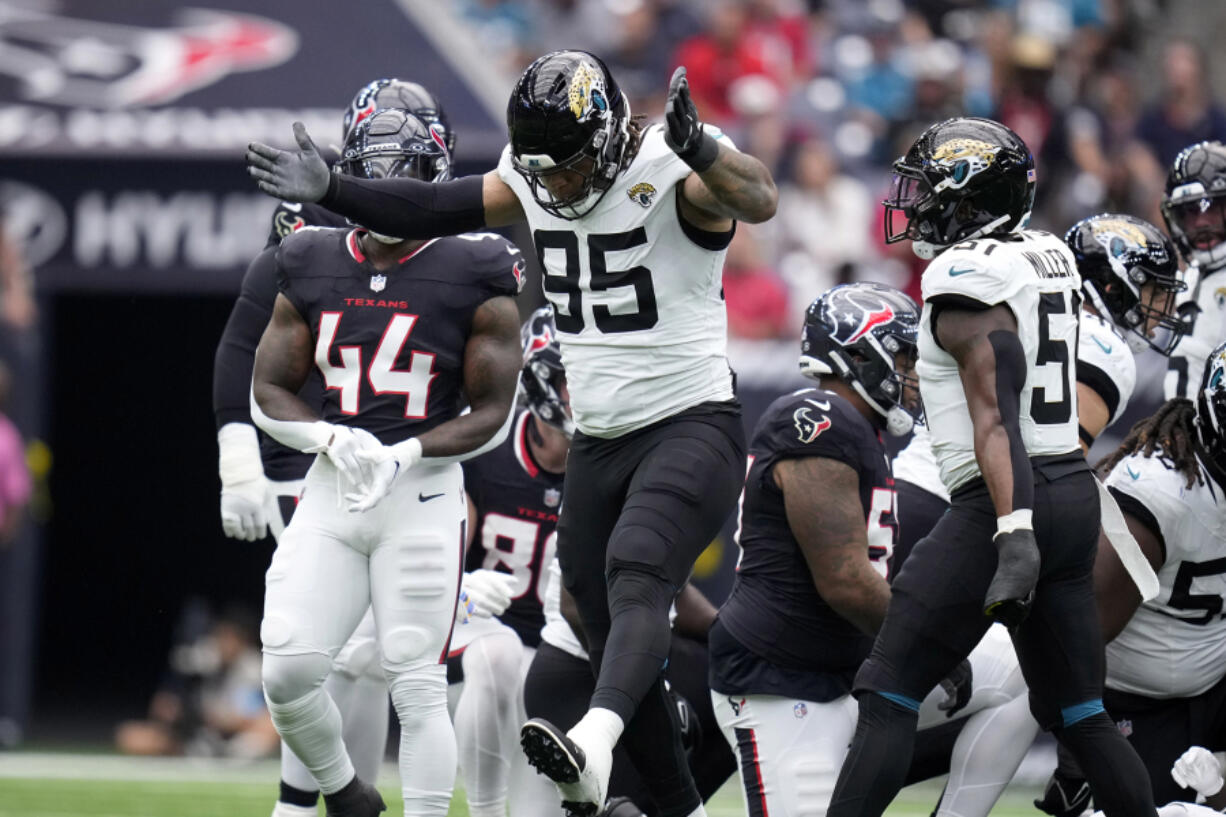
[322,777,386,817]
[1034,770,1092,817]
[521,718,608,817]
[984,529,1041,627]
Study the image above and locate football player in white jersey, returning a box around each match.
[246,49,778,817]
[1161,142,1226,400]
[1085,342,1226,806]
[824,117,1156,817]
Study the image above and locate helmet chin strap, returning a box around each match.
[849,378,914,437]
[1191,240,1226,272]
[912,213,1015,260]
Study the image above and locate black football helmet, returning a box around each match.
[1196,340,1226,475]
[507,50,631,220]
[343,78,455,155]
[339,109,451,183]
[1065,213,1187,356]
[521,305,573,438]
[883,117,1036,259]
[1161,140,1226,272]
[799,282,921,436]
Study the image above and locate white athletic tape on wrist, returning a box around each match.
[391,436,423,469]
[995,509,1033,535]
[249,388,334,453]
[1097,480,1160,601]
[217,423,265,486]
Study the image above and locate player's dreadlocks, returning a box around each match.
[1097,398,1204,488]
[621,115,648,171]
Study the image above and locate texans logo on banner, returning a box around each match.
[0,5,296,107]
[793,406,831,443]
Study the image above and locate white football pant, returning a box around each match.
[261,457,464,817]
[713,624,1036,817]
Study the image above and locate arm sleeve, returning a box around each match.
[213,248,280,429]
[988,328,1035,513]
[320,174,487,240]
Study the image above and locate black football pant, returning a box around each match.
[556,402,745,817]
[524,637,737,816]
[827,455,1156,817]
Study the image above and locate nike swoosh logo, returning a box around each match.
[805,399,831,410]
[419,492,444,503]
[1091,335,1113,355]
[1126,465,1141,481]
[949,267,976,277]
[281,201,303,212]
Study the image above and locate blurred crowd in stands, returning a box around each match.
[455,0,1226,339]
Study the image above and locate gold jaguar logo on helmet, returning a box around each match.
[931,138,1001,190]
[1090,218,1149,250]
[568,61,609,123]
[627,182,657,208]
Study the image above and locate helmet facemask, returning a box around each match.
[512,106,629,220]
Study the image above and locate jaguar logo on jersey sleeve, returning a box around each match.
[567,61,608,123]
[930,138,1002,191]
[627,182,658,208]
[793,406,832,443]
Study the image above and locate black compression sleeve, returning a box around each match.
[988,329,1035,513]
[213,248,278,429]
[320,174,487,239]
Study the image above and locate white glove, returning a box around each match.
[1172,746,1225,797]
[456,569,518,623]
[345,437,423,513]
[218,423,269,542]
[314,425,380,498]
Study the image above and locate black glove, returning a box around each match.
[664,66,720,172]
[246,121,332,203]
[937,658,973,718]
[984,527,1040,628]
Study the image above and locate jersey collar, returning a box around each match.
[346,229,440,266]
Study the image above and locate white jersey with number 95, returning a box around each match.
[918,229,1083,495]
[497,125,736,439]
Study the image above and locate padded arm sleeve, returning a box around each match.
[988,329,1035,513]
[320,174,487,239]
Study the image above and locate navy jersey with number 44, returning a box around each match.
[463,410,565,647]
[712,388,897,702]
[276,227,524,443]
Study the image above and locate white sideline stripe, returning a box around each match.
[390,0,506,121]
[0,752,398,784]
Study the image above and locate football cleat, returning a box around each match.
[321,777,385,817]
[521,718,611,817]
[1034,770,1093,817]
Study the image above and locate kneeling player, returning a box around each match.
[710,283,1032,817]
[1088,344,1226,806]
[250,110,524,817]
[447,306,569,817]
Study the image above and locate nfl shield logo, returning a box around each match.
[370,274,387,293]
[544,488,561,508]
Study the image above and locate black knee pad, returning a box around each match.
[606,564,675,618]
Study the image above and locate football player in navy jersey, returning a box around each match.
[247,50,779,817]
[446,306,569,817]
[248,109,524,817]
[214,78,459,817]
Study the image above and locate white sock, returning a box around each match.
[266,687,355,795]
[389,665,456,816]
[329,670,390,785]
[271,803,317,817]
[567,707,625,755]
[937,694,1039,817]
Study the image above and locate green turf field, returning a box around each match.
[0,754,1044,817]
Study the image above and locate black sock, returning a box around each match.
[589,567,674,721]
[620,676,700,817]
[279,780,320,808]
[827,692,919,817]
[1056,712,1156,817]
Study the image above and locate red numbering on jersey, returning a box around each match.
[315,311,439,417]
